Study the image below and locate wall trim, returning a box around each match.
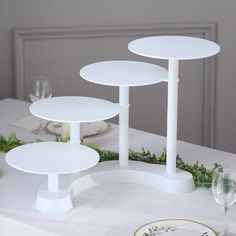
[13,22,218,147]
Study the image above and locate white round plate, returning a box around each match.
[47,121,109,137]
[134,219,217,236]
[30,96,119,123]
[6,142,99,175]
[80,60,167,86]
[128,36,220,60]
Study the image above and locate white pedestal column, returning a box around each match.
[48,174,59,192]
[166,59,179,176]
[70,122,81,144]
[119,86,129,167]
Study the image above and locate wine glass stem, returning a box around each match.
[223,206,229,236]
[39,119,44,131]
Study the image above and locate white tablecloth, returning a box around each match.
[0,98,236,236]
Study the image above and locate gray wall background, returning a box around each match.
[0,0,236,154]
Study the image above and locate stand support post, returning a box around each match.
[70,122,81,144]
[119,86,129,167]
[166,59,179,176]
[48,174,59,192]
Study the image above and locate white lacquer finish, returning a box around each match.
[30,96,120,143]
[80,60,168,168]
[128,36,220,60]
[73,161,195,194]
[6,142,99,174]
[30,96,120,123]
[32,161,194,212]
[6,142,99,213]
[32,160,194,212]
[119,86,129,167]
[70,122,81,144]
[80,60,168,86]
[166,59,179,175]
[128,35,220,188]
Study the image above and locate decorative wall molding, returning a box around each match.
[13,22,218,147]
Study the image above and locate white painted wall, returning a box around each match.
[0,0,236,154]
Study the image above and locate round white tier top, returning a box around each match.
[30,96,119,123]
[80,61,168,86]
[6,142,99,175]
[128,36,220,60]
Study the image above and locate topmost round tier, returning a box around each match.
[128,36,220,60]
[30,96,120,123]
[80,60,168,86]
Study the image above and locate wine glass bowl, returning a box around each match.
[29,76,52,135]
[29,76,52,102]
[212,166,236,236]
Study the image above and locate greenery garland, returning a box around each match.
[0,134,220,188]
[0,134,26,152]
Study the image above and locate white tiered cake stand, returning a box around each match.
[80,60,194,193]
[6,96,120,213]
[128,36,220,186]
[5,37,221,214]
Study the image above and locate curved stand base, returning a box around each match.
[74,161,195,194]
[35,161,194,213]
[35,182,73,213]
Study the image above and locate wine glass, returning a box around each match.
[29,76,52,134]
[212,166,236,236]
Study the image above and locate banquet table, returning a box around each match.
[0,98,236,236]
